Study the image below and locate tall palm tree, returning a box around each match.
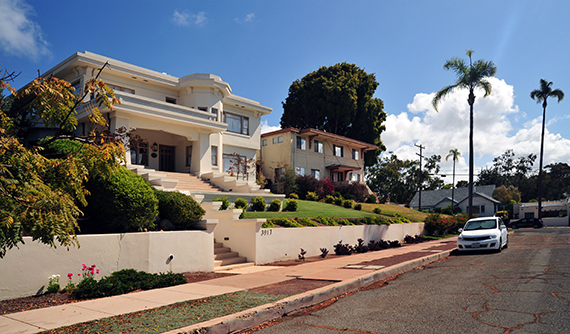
[530,79,564,220]
[432,50,497,219]
[446,148,461,211]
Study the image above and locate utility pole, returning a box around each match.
[415,143,425,211]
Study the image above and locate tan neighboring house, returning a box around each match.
[260,128,377,189]
[24,51,272,190]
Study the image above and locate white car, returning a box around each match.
[457,217,508,252]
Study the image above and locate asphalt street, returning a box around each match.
[251,228,570,334]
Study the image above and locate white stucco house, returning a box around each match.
[24,51,272,191]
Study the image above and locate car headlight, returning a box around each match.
[458,235,463,241]
[490,234,499,239]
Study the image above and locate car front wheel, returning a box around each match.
[497,238,503,253]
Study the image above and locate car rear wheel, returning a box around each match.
[510,224,517,229]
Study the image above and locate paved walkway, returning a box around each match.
[0,238,457,334]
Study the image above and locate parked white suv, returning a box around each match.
[457,217,508,252]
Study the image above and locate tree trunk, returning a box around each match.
[538,101,547,220]
[468,90,475,219]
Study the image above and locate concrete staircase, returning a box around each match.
[201,171,270,194]
[125,164,221,193]
[159,171,222,193]
[214,240,253,271]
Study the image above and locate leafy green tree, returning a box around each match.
[432,50,497,218]
[542,163,570,201]
[366,154,442,204]
[530,79,564,219]
[281,62,387,165]
[0,68,124,258]
[446,149,461,208]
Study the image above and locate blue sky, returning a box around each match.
[1,0,569,183]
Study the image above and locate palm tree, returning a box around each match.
[432,50,497,219]
[530,79,564,220]
[446,148,461,211]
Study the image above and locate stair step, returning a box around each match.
[214,251,238,260]
[214,247,231,254]
[214,262,255,272]
[214,256,247,267]
[213,242,224,248]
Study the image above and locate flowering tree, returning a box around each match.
[0,67,124,258]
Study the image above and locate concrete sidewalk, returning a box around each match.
[0,237,457,334]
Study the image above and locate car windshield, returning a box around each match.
[464,219,497,231]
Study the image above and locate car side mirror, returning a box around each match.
[458,228,463,233]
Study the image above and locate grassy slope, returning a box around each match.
[242,200,428,222]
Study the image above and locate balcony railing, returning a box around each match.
[116,93,217,121]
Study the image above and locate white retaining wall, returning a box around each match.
[0,230,214,301]
[255,223,424,264]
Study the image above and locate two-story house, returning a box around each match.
[23,51,272,185]
[260,128,377,187]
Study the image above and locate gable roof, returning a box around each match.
[409,185,497,208]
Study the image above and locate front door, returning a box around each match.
[159,145,175,171]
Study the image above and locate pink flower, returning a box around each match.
[96,269,100,274]
[78,273,81,276]
[91,268,95,274]
[82,264,87,270]
[92,264,96,268]
[68,273,73,278]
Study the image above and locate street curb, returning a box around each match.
[167,249,453,334]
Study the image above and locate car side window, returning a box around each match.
[499,218,505,228]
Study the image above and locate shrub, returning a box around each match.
[155,190,205,229]
[288,193,299,199]
[284,199,298,211]
[373,207,382,214]
[314,215,337,226]
[325,195,335,204]
[261,221,275,228]
[334,218,353,226]
[334,182,370,203]
[366,194,378,204]
[333,240,353,255]
[40,138,84,158]
[354,238,368,253]
[270,218,303,228]
[234,198,248,210]
[213,196,230,210]
[424,213,466,236]
[251,196,266,211]
[354,203,362,211]
[86,166,158,233]
[296,217,317,227]
[268,199,282,212]
[295,175,322,199]
[342,199,353,208]
[306,191,319,201]
[334,197,343,206]
[72,269,186,300]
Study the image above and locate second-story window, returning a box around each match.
[352,149,359,160]
[107,83,135,94]
[334,144,344,157]
[296,136,306,150]
[224,112,249,135]
[261,139,268,146]
[273,136,283,144]
[314,140,323,153]
[166,97,177,104]
[211,108,218,121]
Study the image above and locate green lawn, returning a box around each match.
[242,200,378,219]
[241,200,429,222]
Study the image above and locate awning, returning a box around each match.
[326,164,361,172]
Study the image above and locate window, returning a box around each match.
[296,136,306,150]
[186,145,193,167]
[274,167,285,182]
[295,167,305,176]
[211,108,218,121]
[261,139,268,147]
[166,97,177,104]
[350,172,361,182]
[224,154,247,175]
[224,112,249,135]
[311,169,320,180]
[130,143,148,166]
[197,106,208,112]
[107,84,135,94]
[314,140,323,153]
[352,149,359,160]
[211,146,218,166]
[471,205,485,214]
[273,136,283,144]
[334,145,344,157]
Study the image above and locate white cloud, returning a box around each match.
[0,0,49,60]
[383,77,570,184]
[260,120,280,134]
[235,13,255,24]
[172,10,207,27]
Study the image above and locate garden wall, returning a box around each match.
[0,230,214,301]
[254,223,424,264]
